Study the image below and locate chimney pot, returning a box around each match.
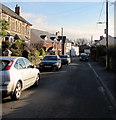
[15,4,20,16]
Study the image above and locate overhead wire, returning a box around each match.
[93,0,105,39]
[47,3,101,17]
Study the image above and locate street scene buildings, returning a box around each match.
[0,4,32,43]
[0,2,116,119]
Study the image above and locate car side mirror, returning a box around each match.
[30,65,36,68]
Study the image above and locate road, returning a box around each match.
[2,57,116,119]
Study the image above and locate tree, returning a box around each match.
[0,19,9,37]
[10,40,24,56]
[40,48,46,57]
[75,38,90,53]
[76,38,88,46]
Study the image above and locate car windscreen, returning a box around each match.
[80,55,88,57]
[43,56,57,60]
[0,60,10,71]
[59,55,68,58]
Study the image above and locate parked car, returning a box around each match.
[59,55,71,65]
[79,53,89,61]
[39,55,61,71]
[0,56,40,100]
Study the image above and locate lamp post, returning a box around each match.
[61,28,64,55]
[97,0,109,69]
[106,0,109,69]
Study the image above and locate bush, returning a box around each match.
[39,48,46,57]
[2,41,11,54]
[108,45,116,71]
[10,40,24,56]
[91,45,116,72]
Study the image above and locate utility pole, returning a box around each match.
[91,35,93,46]
[61,28,64,55]
[106,0,109,69]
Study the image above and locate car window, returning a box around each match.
[0,60,10,71]
[60,55,68,58]
[43,56,57,60]
[80,53,87,56]
[14,58,26,69]
[14,60,18,69]
[19,59,26,69]
[23,58,32,68]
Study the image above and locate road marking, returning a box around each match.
[87,62,116,111]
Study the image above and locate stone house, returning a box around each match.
[0,4,32,44]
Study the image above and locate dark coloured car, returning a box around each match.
[80,53,89,61]
[59,55,71,65]
[39,55,62,71]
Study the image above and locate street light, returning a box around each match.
[106,0,109,69]
[97,0,109,69]
[97,22,105,24]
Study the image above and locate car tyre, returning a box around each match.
[66,62,69,65]
[11,81,22,100]
[34,74,40,86]
[53,67,58,72]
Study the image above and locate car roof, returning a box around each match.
[59,55,69,56]
[80,53,87,55]
[0,56,25,61]
[45,55,58,57]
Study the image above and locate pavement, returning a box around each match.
[89,59,116,111]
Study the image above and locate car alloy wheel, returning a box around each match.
[11,81,22,100]
[34,74,40,86]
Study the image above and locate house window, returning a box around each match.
[20,23,21,33]
[11,21,15,31]
[16,21,18,32]
[8,17,10,23]
[5,36,9,41]
[26,25,28,35]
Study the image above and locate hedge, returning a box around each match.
[91,45,116,72]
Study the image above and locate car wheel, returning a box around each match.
[34,74,40,86]
[66,62,69,65]
[11,81,22,100]
[53,67,58,72]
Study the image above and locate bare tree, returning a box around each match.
[75,38,88,46]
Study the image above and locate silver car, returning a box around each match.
[0,56,40,100]
[59,55,71,65]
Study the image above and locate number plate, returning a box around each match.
[45,66,51,68]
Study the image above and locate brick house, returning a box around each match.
[0,4,32,43]
[31,28,62,55]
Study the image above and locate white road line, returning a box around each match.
[87,62,116,111]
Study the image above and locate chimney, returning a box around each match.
[15,4,20,16]
[100,36,104,40]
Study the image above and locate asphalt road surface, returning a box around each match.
[2,57,116,119]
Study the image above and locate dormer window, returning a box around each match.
[45,36,47,40]
[40,35,46,40]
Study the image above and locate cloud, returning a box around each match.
[21,12,114,41]
[21,12,48,28]
[1,0,111,2]
[21,12,60,32]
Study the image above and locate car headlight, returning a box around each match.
[39,63,43,66]
[53,63,59,66]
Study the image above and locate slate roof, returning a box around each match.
[31,29,60,43]
[0,3,32,26]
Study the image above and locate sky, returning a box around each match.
[1,0,115,42]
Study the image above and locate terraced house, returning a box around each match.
[0,3,32,43]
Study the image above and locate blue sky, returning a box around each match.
[2,1,115,41]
